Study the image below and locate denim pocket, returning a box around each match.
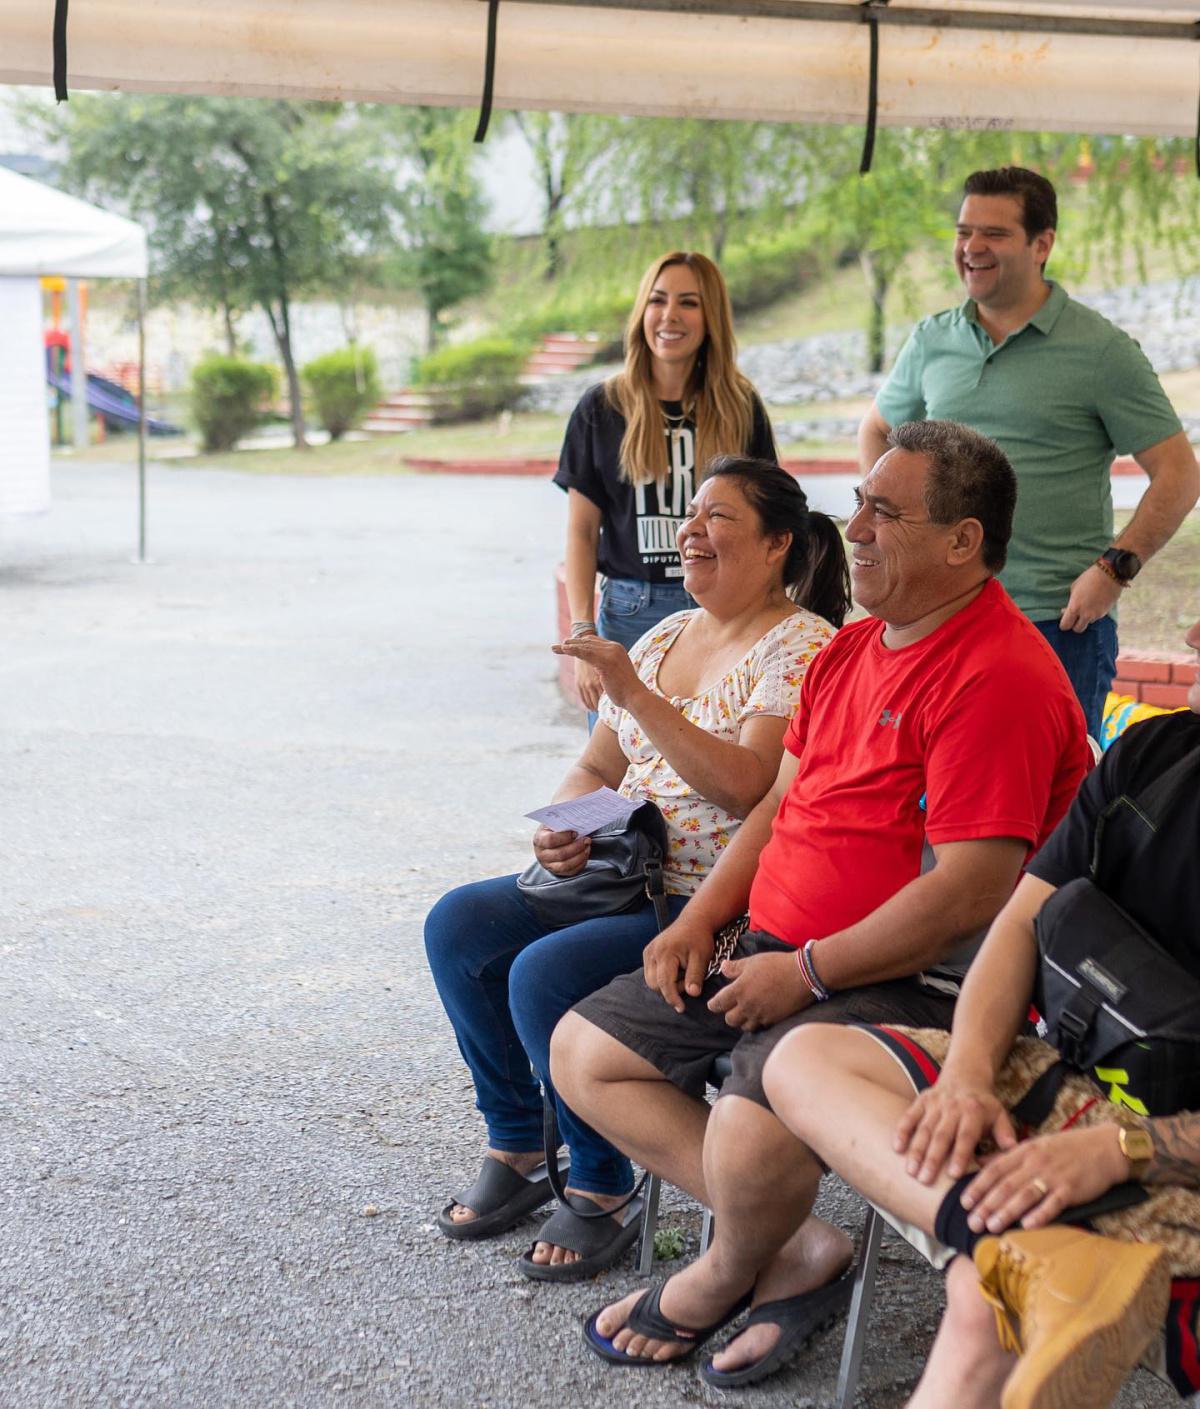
[601,577,649,617]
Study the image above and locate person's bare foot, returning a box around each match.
[529,1187,628,1266]
[447,1149,544,1225]
[707,1218,852,1374]
[592,1258,754,1362]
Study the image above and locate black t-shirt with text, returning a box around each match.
[1027,710,1200,971]
[553,383,778,583]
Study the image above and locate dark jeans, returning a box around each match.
[424,873,688,1195]
[1033,615,1118,743]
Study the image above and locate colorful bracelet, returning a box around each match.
[1093,557,1130,588]
[570,619,598,638]
[796,939,831,1002]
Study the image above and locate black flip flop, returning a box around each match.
[436,1154,567,1242]
[517,1191,644,1283]
[699,1267,855,1387]
[583,1281,752,1367]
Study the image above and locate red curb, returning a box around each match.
[1115,657,1173,683]
[1140,683,1193,708]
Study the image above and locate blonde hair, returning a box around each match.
[604,251,756,488]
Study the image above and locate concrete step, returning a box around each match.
[520,333,602,383]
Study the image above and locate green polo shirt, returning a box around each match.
[876,281,1182,619]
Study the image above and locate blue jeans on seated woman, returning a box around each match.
[587,576,693,729]
[424,873,688,1197]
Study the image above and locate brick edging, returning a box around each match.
[1113,651,1196,708]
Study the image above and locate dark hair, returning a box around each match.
[885,421,1016,572]
[707,455,851,628]
[963,167,1058,254]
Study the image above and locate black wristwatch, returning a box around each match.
[1097,547,1142,585]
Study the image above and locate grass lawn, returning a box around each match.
[1115,509,1199,656]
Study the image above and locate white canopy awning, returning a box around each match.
[0,0,1197,138]
[0,165,148,278]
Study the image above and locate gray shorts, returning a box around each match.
[573,930,956,1108]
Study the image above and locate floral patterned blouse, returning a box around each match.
[598,608,835,896]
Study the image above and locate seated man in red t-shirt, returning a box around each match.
[550,418,1092,1383]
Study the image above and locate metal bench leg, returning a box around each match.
[700,1207,715,1253]
[835,1207,884,1409]
[636,1172,662,1276]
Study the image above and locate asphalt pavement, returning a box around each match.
[0,459,1176,1409]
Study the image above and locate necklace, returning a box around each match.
[662,402,693,429]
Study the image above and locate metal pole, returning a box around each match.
[136,278,147,564]
[67,277,89,451]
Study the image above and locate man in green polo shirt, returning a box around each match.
[859,166,1199,739]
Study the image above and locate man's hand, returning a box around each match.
[1059,563,1123,634]
[553,636,645,712]
[961,1125,1130,1234]
[532,825,590,877]
[894,1072,1017,1184]
[706,951,812,1032]
[643,914,716,1013]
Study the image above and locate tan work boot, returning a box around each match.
[973,1226,1171,1409]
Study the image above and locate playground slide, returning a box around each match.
[46,367,183,436]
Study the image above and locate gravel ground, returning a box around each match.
[0,462,1177,1409]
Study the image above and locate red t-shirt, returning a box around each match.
[747,579,1090,946]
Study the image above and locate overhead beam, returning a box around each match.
[503,0,1200,42]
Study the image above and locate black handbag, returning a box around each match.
[516,798,671,931]
[519,796,672,1221]
[1019,744,1200,1124]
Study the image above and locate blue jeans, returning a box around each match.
[1033,616,1118,743]
[587,577,694,730]
[424,873,688,1195]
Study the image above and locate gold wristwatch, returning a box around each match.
[1118,1125,1154,1180]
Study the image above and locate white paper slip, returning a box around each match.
[525,786,639,837]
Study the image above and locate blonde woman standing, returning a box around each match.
[555,251,778,720]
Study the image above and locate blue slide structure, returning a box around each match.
[46,366,184,437]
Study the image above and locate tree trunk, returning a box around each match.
[425,306,440,354]
[262,298,307,450]
[711,210,728,264]
[544,186,564,282]
[860,250,891,375]
[223,302,238,357]
[260,189,307,448]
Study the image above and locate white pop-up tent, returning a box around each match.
[0,165,149,550]
[1,0,1199,139]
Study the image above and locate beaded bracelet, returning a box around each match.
[796,939,832,1002]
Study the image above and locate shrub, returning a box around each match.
[412,336,528,420]
[505,286,630,348]
[190,354,278,452]
[721,229,817,313]
[302,346,381,441]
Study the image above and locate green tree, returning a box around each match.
[373,108,494,351]
[777,126,1090,372]
[594,117,793,263]
[24,95,398,447]
[510,112,615,280]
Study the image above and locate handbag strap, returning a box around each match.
[1092,743,1200,880]
[540,859,673,1221]
[542,1100,648,1218]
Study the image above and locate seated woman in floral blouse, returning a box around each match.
[424,457,849,1281]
